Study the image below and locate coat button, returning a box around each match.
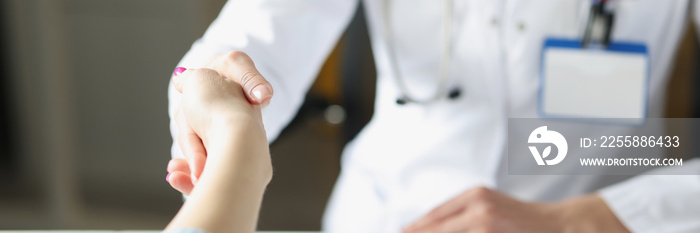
[517,22,526,31]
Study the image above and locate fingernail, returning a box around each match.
[173,67,187,76]
[251,85,272,104]
[166,173,171,182]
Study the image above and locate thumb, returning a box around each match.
[213,51,274,106]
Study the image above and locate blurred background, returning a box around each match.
[0,0,697,231]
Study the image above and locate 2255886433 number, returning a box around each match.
[600,136,679,148]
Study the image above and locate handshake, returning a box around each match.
[163,51,631,233]
[167,50,274,195]
[165,51,275,233]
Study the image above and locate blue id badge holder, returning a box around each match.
[539,0,649,125]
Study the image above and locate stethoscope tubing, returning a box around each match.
[383,0,455,105]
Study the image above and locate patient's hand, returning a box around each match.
[168,66,270,195]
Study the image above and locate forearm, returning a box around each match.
[554,194,630,233]
[166,165,267,232]
[166,119,271,233]
[598,159,700,233]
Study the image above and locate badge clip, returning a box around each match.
[582,0,614,48]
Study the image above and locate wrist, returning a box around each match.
[204,113,272,185]
[207,111,263,140]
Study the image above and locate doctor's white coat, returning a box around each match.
[169,0,700,232]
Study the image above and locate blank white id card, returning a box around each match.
[539,38,649,123]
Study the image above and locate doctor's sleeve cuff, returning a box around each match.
[169,0,359,145]
[598,176,655,232]
[598,159,700,233]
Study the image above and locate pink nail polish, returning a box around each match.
[173,67,187,76]
[166,173,171,182]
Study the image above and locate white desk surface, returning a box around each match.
[0,231,318,233]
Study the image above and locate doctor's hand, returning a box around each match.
[403,187,630,233]
[201,51,274,106]
[169,51,273,195]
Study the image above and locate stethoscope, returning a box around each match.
[383,0,461,105]
[383,0,612,105]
